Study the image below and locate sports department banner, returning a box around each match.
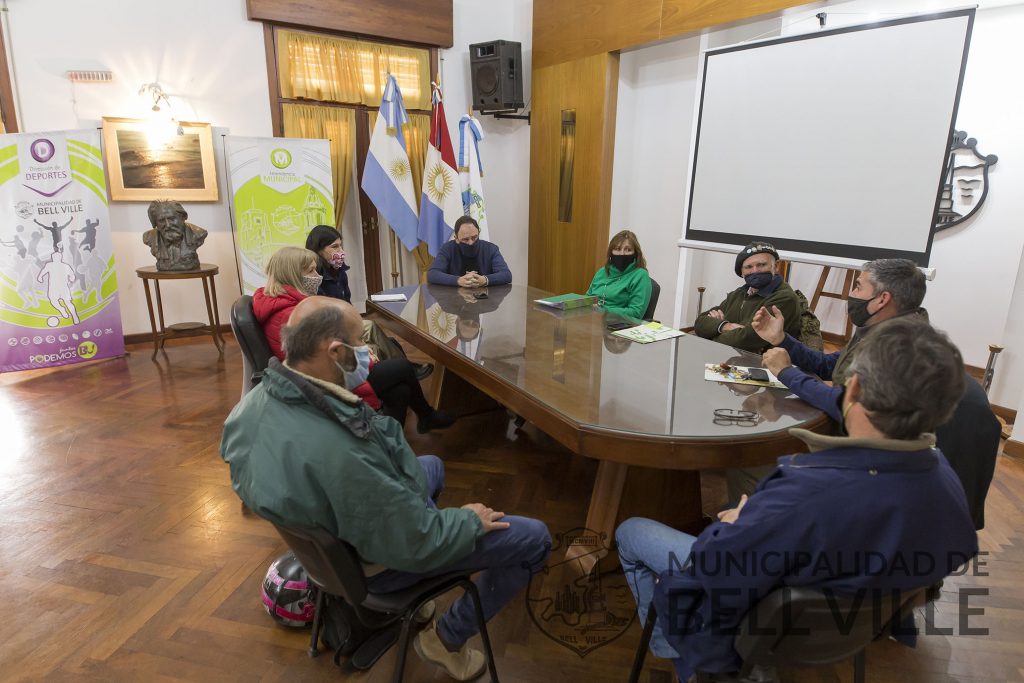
[225,137,334,294]
[0,130,124,372]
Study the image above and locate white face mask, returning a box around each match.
[336,343,371,389]
[300,274,323,296]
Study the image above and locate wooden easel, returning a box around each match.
[810,267,857,342]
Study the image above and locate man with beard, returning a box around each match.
[142,200,208,271]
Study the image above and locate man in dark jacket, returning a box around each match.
[750,258,999,528]
[617,319,979,682]
[427,216,511,287]
[221,296,550,681]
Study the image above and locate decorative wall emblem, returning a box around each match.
[934,130,998,232]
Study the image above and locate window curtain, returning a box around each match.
[368,111,433,279]
[277,29,430,111]
[282,103,355,227]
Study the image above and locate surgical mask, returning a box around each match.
[336,344,371,389]
[329,251,345,268]
[300,274,323,296]
[744,272,774,290]
[609,253,636,271]
[457,241,479,258]
[847,294,880,328]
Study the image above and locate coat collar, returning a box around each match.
[780,428,939,472]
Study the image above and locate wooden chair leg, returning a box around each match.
[629,602,658,683]
[853,650,866,683]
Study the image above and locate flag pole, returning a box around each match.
[389,227,399,288]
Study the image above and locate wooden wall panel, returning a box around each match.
[528,53,619,295]
[533,0,662,71]
[660,0,809,37]
[247,0,454,47]
[533,0,813,68]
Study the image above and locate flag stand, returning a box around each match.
[388,229,400,288]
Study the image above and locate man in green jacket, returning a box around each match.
[220,296,550,681]
[694,241,804,353]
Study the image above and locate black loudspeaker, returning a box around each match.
[469,40,524,111]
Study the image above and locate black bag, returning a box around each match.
[318,593,400,670]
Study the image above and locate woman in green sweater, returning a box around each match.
[586,230,653,319]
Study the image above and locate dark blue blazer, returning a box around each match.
[653,433,978,681]
[318,263,351,303]
[427,239,512,286]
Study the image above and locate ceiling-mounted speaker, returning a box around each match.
[469,40,524,111]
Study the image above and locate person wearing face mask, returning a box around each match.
[254,247,452,432]
[693,241,809,353]
[307,224,433,380]
[427,216,512,287]
[585,229,653,319]
[221,297,552,682]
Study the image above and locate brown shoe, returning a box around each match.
[413,623,486,681]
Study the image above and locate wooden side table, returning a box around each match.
[136,263,225,359]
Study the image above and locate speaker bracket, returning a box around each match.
[478,109,531,124]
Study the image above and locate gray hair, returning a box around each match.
[861,259,926,313]
[281,306,345,363]
[848,318,964,439]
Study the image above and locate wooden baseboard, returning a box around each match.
[821,331,851,346]
[1004,438,1024,460]
[124,324,232,346]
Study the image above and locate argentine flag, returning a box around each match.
[458,114,489,242]
[362,75,419,250]
[417,85,463,257]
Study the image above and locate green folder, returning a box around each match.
[534,293,598,310]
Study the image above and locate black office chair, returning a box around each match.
[272,523,499,683]
[229,295,275,398]
[628,585,926,683]
[643,279,661,321]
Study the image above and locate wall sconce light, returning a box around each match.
[138,82,184,134]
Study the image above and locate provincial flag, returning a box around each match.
[416,85,463,256]
[458,114,489,242]
[361,75,420,250]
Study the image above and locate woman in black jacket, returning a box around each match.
[305,225,351,302]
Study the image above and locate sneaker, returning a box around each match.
[417,410,457,434]
[413,624,486,681]
[414,600,436,624]
[413,362,434,381]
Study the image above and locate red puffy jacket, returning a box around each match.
[252,285,381,409]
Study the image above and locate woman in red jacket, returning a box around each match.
[253,247,453,433]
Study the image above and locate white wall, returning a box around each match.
[5,0,270,335]
[441,0,533,288]
[610,0,1024,411]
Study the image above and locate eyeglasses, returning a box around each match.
[713,408,760,427]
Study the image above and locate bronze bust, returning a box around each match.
[142,200,208,271]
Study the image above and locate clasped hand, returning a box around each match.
[458,271,486,288]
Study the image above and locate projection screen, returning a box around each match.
[684,9,974,266]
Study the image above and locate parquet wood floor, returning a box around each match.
[0,339,1021,682]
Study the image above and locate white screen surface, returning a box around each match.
[686,11,973,265]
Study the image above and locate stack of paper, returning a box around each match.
[611,322,686,344]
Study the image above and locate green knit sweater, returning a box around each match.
[586,261,653,319]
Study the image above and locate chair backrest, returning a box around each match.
[643,279,661,321]
[734,585,926,668]
[272,523,371,609]
[229,295,275,396]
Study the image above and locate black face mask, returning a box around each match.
[847,294,880,328]
[744,272,774,290]
[457,241,480,258]
[610,254,636,271]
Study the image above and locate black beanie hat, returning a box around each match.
[735,241,779,276]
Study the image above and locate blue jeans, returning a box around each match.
[366,455,552,648]
[616,517,697,659]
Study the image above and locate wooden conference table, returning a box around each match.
[367,283,826,544]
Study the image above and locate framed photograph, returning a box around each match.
[101,117,219,202]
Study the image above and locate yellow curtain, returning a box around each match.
[368,111,433,278]
[277,29,430,110]
[282,103,355,226]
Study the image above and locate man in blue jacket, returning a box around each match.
[427,216,512,287]
[616,319,978,682]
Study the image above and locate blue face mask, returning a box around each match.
[744,272,774,290]
[336,344,371,389]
